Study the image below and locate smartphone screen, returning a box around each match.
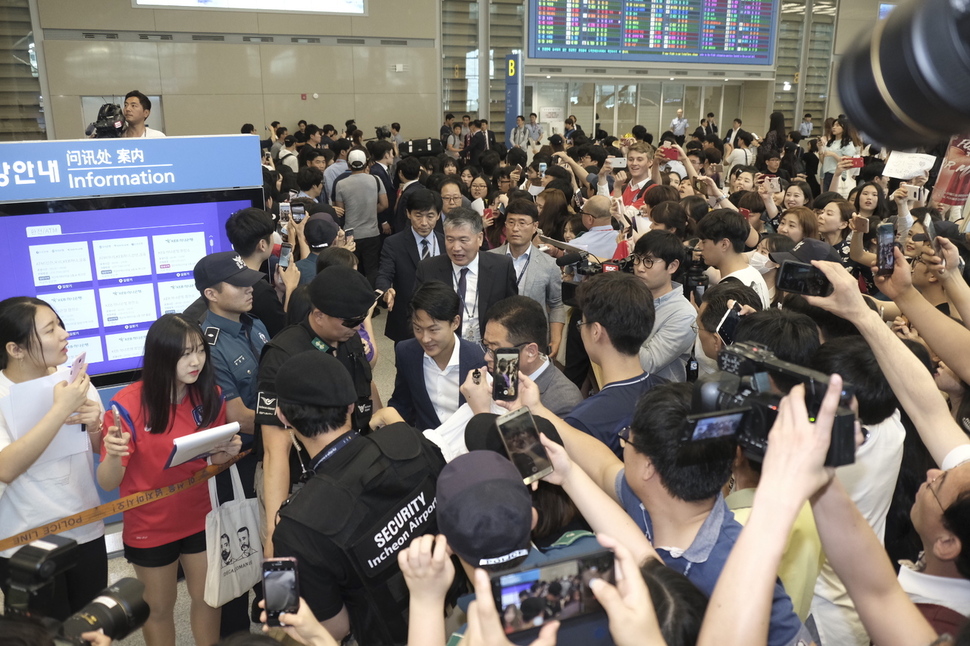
[538,162,547,179]
[715,303,741,346]
[279,242,293,269]
[492,348,520,401]
[262,558,300,627]
[291,204,306,223]
[776,260,834,297]
[492,550,614,633]
[495,407,553,485]
[682,408,749,442]
[344,227,355,238]
[279,202,291,223]
[876,223,895,276]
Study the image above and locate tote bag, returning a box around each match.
[204,464,261,607]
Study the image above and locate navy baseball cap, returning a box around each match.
[194,251,264,291]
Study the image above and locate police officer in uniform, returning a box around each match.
[254,265,376,553]
[193,251,271,634]
[272,351,447,646]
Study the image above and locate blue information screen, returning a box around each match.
[529,0,778,66]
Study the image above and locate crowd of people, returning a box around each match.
[3,102,970,646]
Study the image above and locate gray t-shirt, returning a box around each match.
[335,172,385,239]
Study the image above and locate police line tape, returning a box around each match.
[0,450,250,553]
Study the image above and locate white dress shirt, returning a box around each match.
[423,334,462,425]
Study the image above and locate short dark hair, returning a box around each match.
[695,209,749,253]
[407,187,442,213]
[650,202,692,240]
[810,336,898,425]
[577,273,654,356]
[330,138,351,155]
[366,139,394,161]
[275,126,287,138]
[315,246,357,274]
[298,119,307,127]
[699,280,763,333]
[397,155,422,181]
[225,208,275,257]
[445,113,455,120]
[124,90,151,111]
[304,124,320,138]
[297,166,324,192]
[505,198,538,221]
[629,382,734,501]
[409,281,461,324]
[734,309,821,389]
[634,230,685,270]
[507,147,528,169]
[277,400,349,438]
[484,296,548,351]
[391,122,401,132]
[322,124,336,136]
[943,492,970,580]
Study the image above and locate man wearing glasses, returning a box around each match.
[254,265,377,555]
[632,231,697,382]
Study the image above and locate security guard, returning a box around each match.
[194,251,270,445]
[255,265,376,552]
[193,250,270,635]
[272,351,446,646]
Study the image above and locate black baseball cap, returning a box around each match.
[308,265,375,318]
[464,412,563,455]
[305,218,339,249]
[276,351,357,407]
[769,238,842,265]
[194,251,264,291]
[548,134,564,146]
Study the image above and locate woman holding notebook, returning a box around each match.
[0,296,105,619]
[99,313,240,646]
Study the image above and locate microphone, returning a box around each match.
[556,252,585,267]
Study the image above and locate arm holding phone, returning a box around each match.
[847,215,877,267]
[399,534,455,646]
[804,257,970,465]
[926,237,970,327]
[97,406,131,491]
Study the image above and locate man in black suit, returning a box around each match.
[376,188,444,342]
[465,119,487,168]
[480,118,498,150]
[390,155,423,233]
[367,139,396,236]
[388,281,486,430]
[415,207,517,343]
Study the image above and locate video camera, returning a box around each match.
[682,242,709,302]
[690,342,857,467]
[84,104,125,139]
[556,250,635,276]
[3,535,149,645]
[374,125,392,140]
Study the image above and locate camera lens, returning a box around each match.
[60,578,149,644]
[838,0,970,149]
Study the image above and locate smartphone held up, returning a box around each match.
[263,557,300,627]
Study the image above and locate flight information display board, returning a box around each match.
[530,0,778,66]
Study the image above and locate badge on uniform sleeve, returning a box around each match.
[204,327,220,346]
[256,392,278,418]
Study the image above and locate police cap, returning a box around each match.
[308,265,375,318]
[436,451,532,568]
[275,351,356,407]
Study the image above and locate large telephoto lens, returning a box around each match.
[60,578,149,644]
[838,0,970,149]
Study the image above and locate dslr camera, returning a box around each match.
[2,535,149,645]
[691,342,857,467]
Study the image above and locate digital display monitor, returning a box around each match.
[133,0,365,14]
[0,189,262,385]
[529,0,778,66]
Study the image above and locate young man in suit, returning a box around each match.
[376,188,444,343]
[388,281,486,430]
[415,207,517,343]
[367,139,396,236]
[390,156,422,233]
[488,198,565,358]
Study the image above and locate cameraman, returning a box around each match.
[121,91,164,138]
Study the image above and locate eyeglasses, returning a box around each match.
[929,470,948,512]
[576,319,590,331]
[479,340,529,357]
[506,219,536,230]
[442,195,463,203]
[618,425,631,449]
[632,254,657,269]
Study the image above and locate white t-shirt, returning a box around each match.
[0,367,104,558]
[811,409,906,646]
[722,265,771,308]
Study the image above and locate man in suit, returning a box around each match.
[376,188,444,342]
[390,155,422,233]
[480,296,582,417]
[367,139,396,236]
[723,118,744,149]
[415,207,517,343]
[465,119,487,167]
[488,198,565,358]
[388,281,486,430]
[480,119,498,150]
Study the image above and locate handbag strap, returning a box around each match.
[208,463,245,508]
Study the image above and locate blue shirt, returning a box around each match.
[201,310,270,410]
[571,225,618,260]
[564,373,664,457]
[615,475,808,646]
